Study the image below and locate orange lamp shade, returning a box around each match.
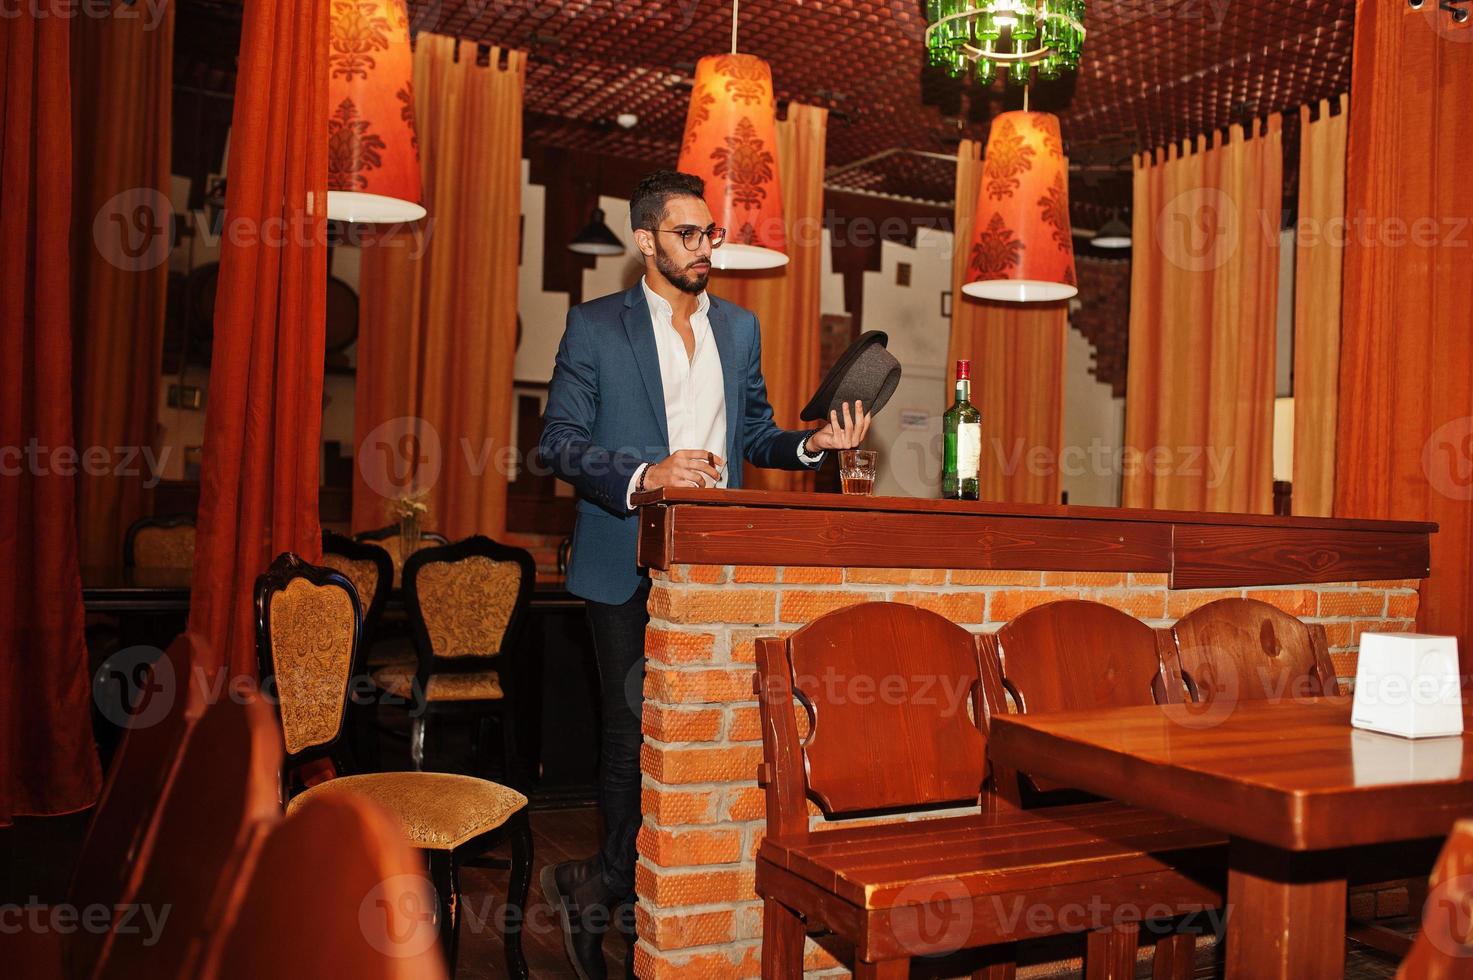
[676,54,787,270]
[963,111,1077,302]
[326,0,425,223]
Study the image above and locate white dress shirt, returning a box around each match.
[627,277,820,506]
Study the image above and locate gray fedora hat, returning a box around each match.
[800,331,902,422]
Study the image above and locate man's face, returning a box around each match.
[647,195,715,295]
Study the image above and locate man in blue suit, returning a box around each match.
[540,170,869,978]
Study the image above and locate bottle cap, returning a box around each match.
[956,359,971,380]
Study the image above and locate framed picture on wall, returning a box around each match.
[940,291,953,318]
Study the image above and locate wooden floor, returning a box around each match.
[458,804,630,979]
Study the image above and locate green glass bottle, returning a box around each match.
[941,359,982,500]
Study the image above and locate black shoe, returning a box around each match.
[615,900,638,978]
[541,859,615,980]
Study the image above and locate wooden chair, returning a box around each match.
[982,599,1186,802]
[981,600,1221,977]
[255,553,532,977]
[1164,596,1339,706]
[754,601,1225,980]
[356,524,450,588]
[94,687,284,979]
[123,514,197,568]
[322,530,394,650]
[322,531,402,768]
[1397,819,1473,980]
[374,536,535,786]
[201,791,449,980]
[13,635,200,978]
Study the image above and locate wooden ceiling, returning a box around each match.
[178,0,1357,222]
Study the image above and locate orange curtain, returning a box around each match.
[188,0,330,680]
[945,138,1066,505]
[70,0,174,567]
[1335,2,1473,659]
[353,36,526,540]
[710,103,828,493]
[1122,118,1282,513]
[1,9,103,823]
[1291,95,1348,517]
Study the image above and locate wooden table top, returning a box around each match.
[989,697,1473,852]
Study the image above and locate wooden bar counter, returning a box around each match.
[625,489,1434,979]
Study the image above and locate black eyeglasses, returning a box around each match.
[657,225,726,251]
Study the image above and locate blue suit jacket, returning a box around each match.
[540,283,817,604]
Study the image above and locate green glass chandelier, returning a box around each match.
[925,0,1087,85]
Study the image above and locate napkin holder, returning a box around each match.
[1350,632,1463,739]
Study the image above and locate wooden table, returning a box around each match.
[989,696,1473,979]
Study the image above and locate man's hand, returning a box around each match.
[807,400,872,452]
[644,449,725,489]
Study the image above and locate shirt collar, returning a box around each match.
[641,276,710,322]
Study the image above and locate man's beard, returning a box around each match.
[654,239,710,295]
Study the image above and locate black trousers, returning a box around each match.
[584,576,651,901]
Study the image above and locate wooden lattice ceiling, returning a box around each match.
[176,0,1357,221]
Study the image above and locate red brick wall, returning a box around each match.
[633,565,1422,978]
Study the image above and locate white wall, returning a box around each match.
[1062,323,1126,506]
[860,228,953,497]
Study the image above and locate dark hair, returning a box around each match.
[629,170,706,232]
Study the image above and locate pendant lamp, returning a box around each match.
[675,1,787,270]
[1092,213,1132,249]
[962,109,1077,302]
[326,0,425,223]
[568,208,626,256]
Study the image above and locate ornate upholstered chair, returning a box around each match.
[373,536,535,786]
[123,514,196,568]
[321,531,393,649]
[355,523,450,588]
[255,553,532,977]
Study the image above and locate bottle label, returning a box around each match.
[957,422,981,478]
